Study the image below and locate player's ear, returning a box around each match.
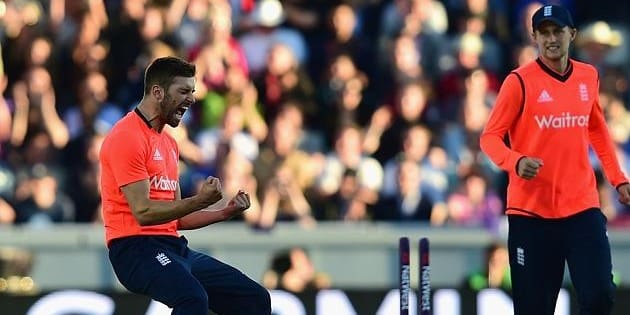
[151,85,164,101]
[570,28,577,41]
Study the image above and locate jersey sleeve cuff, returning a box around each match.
[508,152,526,175]
[615,181,629,191]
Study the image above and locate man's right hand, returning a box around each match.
[197,176,223,207]
[517,157,544,180]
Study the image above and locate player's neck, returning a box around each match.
[137,102,165,132]
[539,56,570,75]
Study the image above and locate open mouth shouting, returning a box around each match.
[175,104,190,120]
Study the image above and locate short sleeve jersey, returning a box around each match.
[100,109,180,245]
[480,59,627,218]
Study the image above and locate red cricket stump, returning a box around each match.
[399,237,411,315]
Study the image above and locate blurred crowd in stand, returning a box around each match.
[0,0,630,234]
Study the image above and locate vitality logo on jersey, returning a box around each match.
[534,112,589,129]
[149,175,178,191]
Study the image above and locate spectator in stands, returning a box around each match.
[378,0,448,89]
[464,241,511,292]
[66,8,108,80]
[513,43,539,68]
[441,68,497,179]
[512,1,543,45]
[447,0,511,44]
[8,66,69,180]
[25,35,54,75]
[253,43,317,129]
[599,94,630,161]
[13,163,75,226]
[381,124,449,199]
[190,0,249,97]
[238,0,307,78]
[379,0,448,40]
[108,2,177,108]
[63,71,123,141]
[170,0,214,52]
[262,246,331,293]
[2,0,47,88]
[253,105,318,229]
[318,54,370,144]
[103,0,148,103]
[195,104,259,176]
[324,74,370,148]
[446,168,503,233]
[64,132,104,223]
[374,158,448,225]
[453,13,504,75]
[437,32,500,118]
[575,21,625,72]
[380,34,430,99]
[279,0,335,81]
[52,0,109,108]
[10,66,69,150]
[195,58,268,141]
[315,124,383,221]
[365,81,440,164]
[323,4,374,80]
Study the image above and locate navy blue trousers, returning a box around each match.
[508,208,615,315]
[108,235,271,315]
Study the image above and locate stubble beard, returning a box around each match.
[160,94,180,128]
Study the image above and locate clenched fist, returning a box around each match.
[225,190,251,218]
[197,176,223,207]
[517,157,544,180]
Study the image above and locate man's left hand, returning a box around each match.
[226,190,251,217]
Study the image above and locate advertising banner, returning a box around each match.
[2,287,630,315]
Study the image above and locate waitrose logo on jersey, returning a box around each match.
[150,175,178,191]
[534,112,589,129]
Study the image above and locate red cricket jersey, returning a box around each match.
[100,109,180,245]
[480,58,628,218]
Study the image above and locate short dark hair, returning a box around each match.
[143,56,196,95]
